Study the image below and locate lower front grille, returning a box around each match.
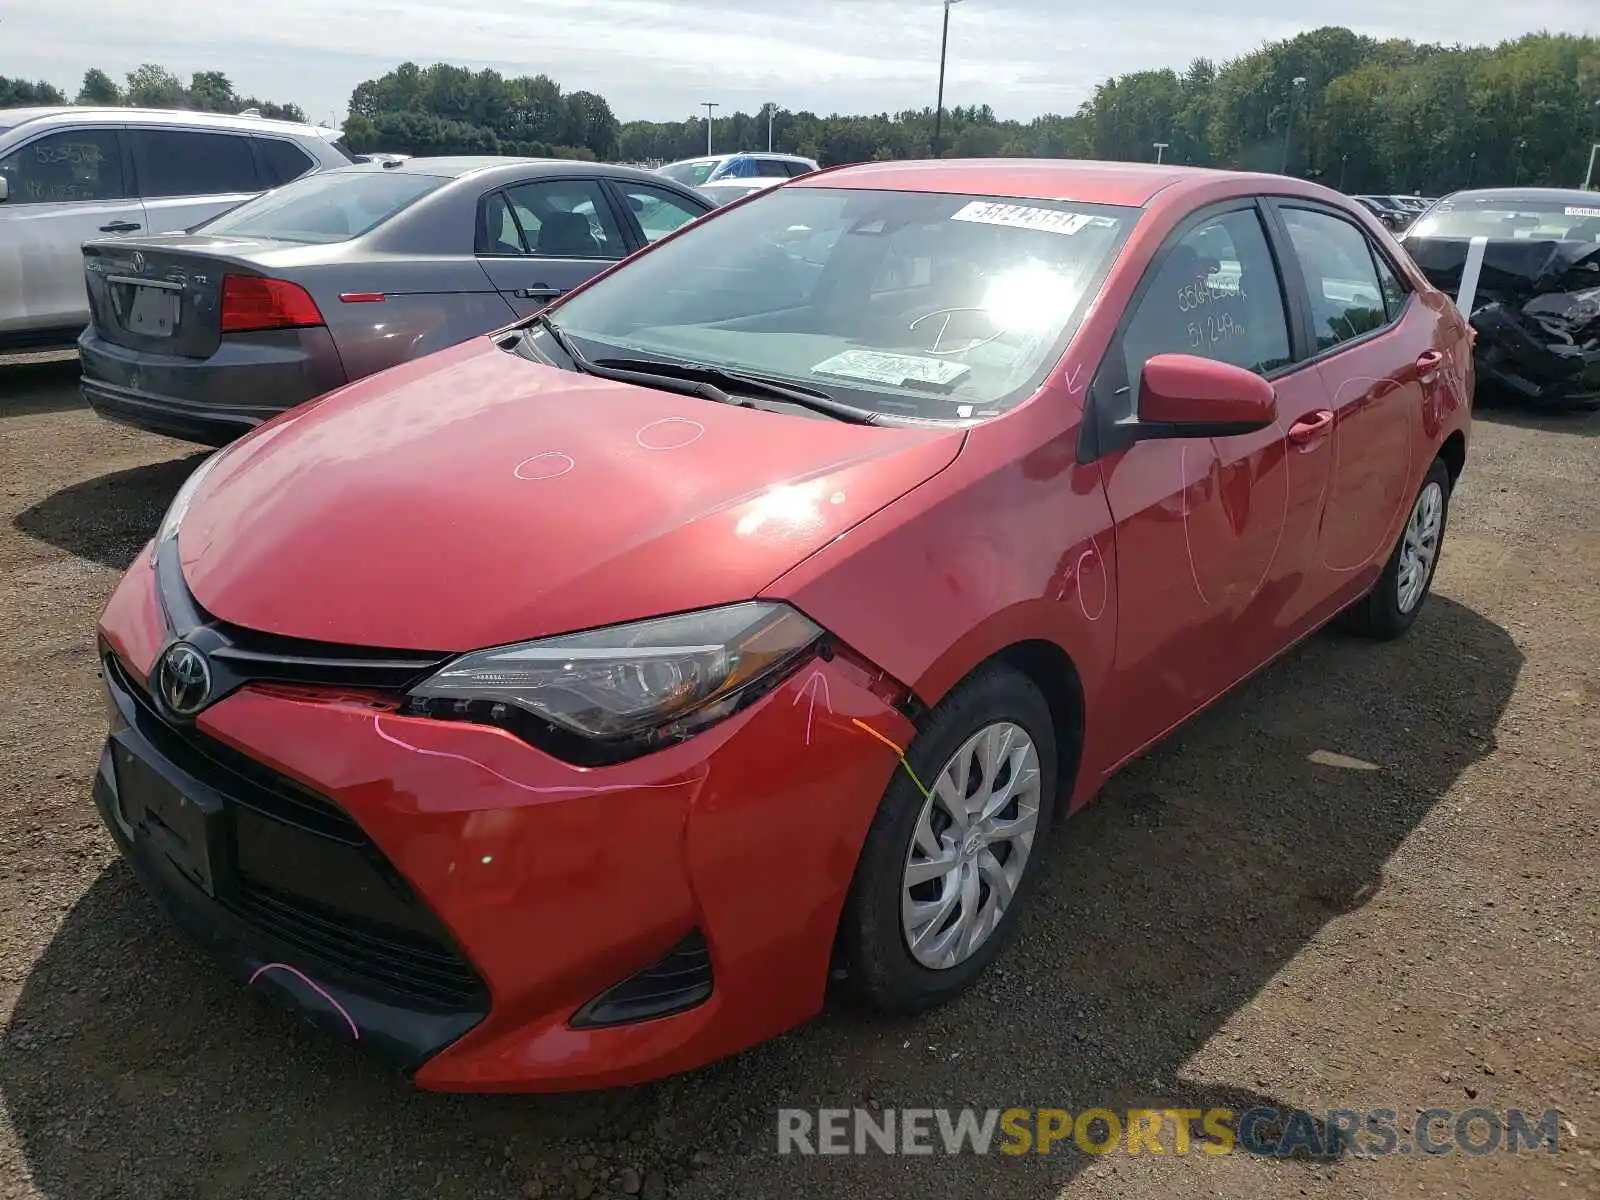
[105,652,488,1016]
[571,930,714,1028]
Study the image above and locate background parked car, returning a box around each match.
[656,151,817,187]
[1403,186,1600,410]
[693,177,784,206]
[1351,194,1413,232]
[0,106,356,350]
[77,156,715,444]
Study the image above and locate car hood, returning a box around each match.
[178,338,963,651]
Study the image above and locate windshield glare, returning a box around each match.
[1409,196,1600,242]
[549,186,1136,421]
[194,169,448,243]
[659,160,718,186]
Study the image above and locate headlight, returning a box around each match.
[149,451,226,566]
[406,602,824,762]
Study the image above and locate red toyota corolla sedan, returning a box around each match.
[94,159,1472,1092]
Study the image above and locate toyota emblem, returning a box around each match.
[156,642,212,718]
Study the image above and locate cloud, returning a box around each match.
[3,0,1596,126]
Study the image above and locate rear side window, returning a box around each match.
[503,179,625,259]
[133,130,260,198]
[1120,206,1293,388]
[1371,249,1408,321]
[0,128,128,203]
[255,138,316,187]
[1280,207,1390,351]
[195,169,447,243]
[783,161,813,178]
[752,159,791,178]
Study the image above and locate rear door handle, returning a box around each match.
[99,221,142,234]
[1287,410,1335,445]
[1415,349,1445,381]
[514,285,563,300]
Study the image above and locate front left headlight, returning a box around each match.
[406,602,824,762]
[149,450,226,567]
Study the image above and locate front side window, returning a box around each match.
[503,179,624,258]
[0,128,127,204]
[132,130,259,198]
[1119,206,1292,391]
[617,183,704,242]
[550,187,1137,420]
[1280,207,1389,351]
[195,168,447,243]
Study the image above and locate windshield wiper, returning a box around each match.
[529,316,745,407]
[592,355,882,425]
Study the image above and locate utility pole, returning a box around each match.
[702,102,719,155]
[1152,141,1168,164]
[767,101,777,153]
[932,0,967,157]
[1280,76,1307,175]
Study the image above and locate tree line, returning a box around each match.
[0,65,306,123]
[4,29,1597,193]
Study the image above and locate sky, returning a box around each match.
[1,0,1596,127]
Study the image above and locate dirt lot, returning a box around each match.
[1,351,1596,1200]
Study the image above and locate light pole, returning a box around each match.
[932,0,968,158]
[1339,152,1348,190]
[1584,99,1600,190]
[1467,150,1477,188]
[702,102,719,155]
[1280,76,1307,175]
[1152,141,1168,164]
[766,101,777,153]
[1513,137,1527,186]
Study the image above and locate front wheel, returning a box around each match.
[1341,456,1452,640]
[836,664,1058,1014]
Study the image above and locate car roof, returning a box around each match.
[792,158,1251,208]
[1439,187,1600,204]
[332,156,700,188]
[666,151,813,165]
[0,105,340,139]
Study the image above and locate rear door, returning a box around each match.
[474,177,631,317]
[0,125,144,335]
[130,128,264,235]
[1269,201,1426,589]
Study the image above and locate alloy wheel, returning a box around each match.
[1397,479,1444,614]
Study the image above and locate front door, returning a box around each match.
[1270,203,1423,593]
[0,126,145,336]
[474,178,630,318]
[1091,201,1333,764]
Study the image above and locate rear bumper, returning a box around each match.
[78,325,347,445]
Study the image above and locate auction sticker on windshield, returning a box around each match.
[951,201,1116,236]
[1564,206,1600,219]
[812,349,970,388]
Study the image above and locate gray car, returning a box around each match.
[77,156,715,444]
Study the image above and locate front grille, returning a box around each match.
[106,654,487,1014]
[571,930,714,1027]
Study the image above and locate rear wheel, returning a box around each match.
[1341,457,1452,640]
[837,664,1057,1014]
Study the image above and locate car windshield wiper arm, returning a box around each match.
[592,355,882,425]
[530,316,744,407]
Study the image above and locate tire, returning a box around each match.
[836,663,1058,1014]
[1340,456,1452,640]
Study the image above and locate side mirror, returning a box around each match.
[0,177,9,203]
[1134,353,1277,439]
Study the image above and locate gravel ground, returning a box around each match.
[1,352,1596,1200]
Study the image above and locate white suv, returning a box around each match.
[0,107,357,349]
[656,152,818,188]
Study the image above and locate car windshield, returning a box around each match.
[659,159,718,187]
[548,186,1137,421]
[193,169,448,243]
[1408,195,1600,242]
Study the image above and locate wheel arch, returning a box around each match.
[1438,429,1467,491]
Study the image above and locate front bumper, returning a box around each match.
[78,325,347,446]
[96,552,911,1091]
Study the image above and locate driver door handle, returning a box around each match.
[1287,410,1335,445]
[515,285,563,300]
[99,220,141,233]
